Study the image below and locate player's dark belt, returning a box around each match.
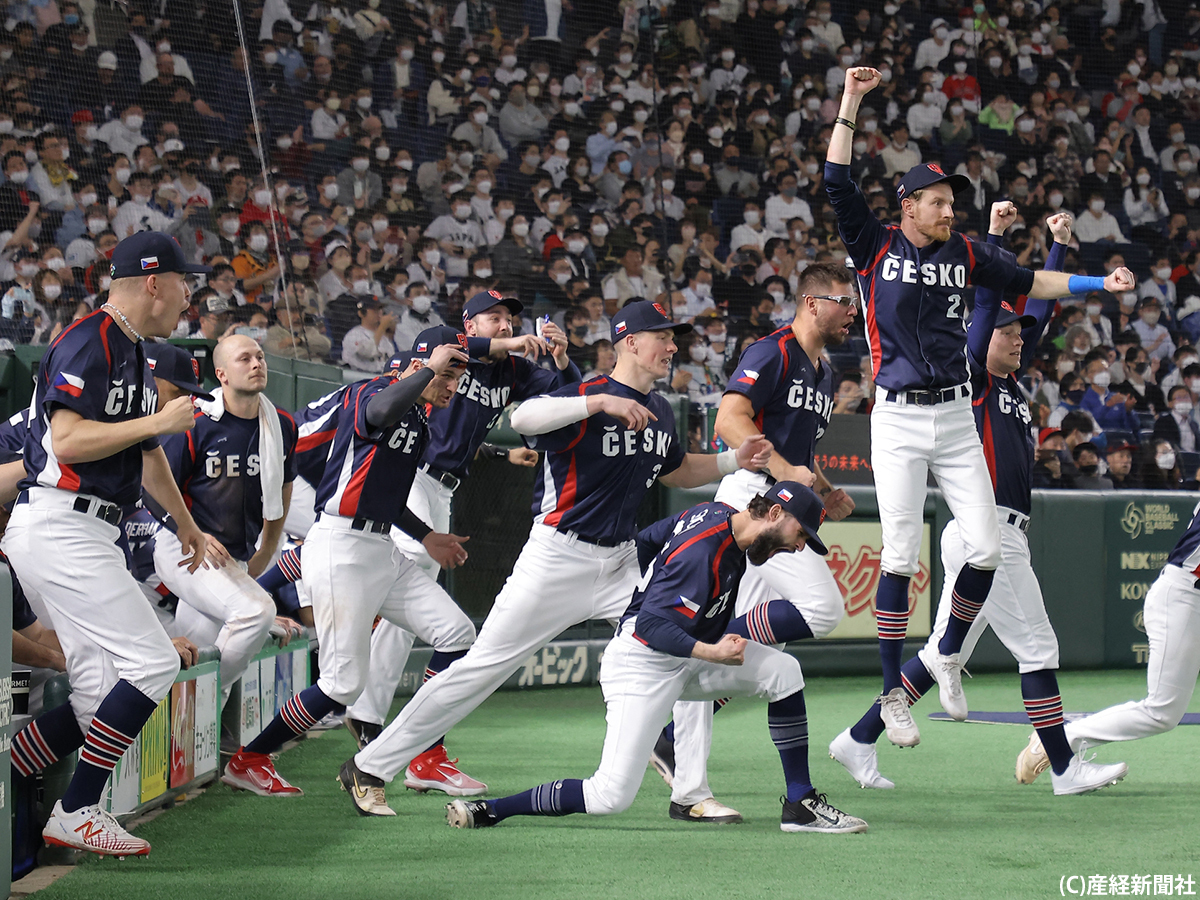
[315,512,390,535]
[881,384,970,406]
[419,463,461,492]
[16,490,122,526]
[555,527,624,548]
[1005,512,1029,533]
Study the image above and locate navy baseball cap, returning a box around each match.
[410,325,469,360]
[763,481,829,556]
[462,289,523,320]
[994,299,1037,330]
[143,342,215,400]
[896,163,971,202]
[109,232,212,280]
[611,299,693,343]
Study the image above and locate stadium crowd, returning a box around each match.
[2,0,1200,488]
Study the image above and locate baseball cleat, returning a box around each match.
[918,646,968,721]
[1051,748,1128,796]
[346,718,383,751]
[405,745,487,796]
[446,799,499,828]
[221,748,304,796]
[668,797,743,824]
[829,728,895,789]
[649,729,675,787]
[780,792,868,834]
[878,687,920,747]
[1015,731,1051,784]
[337,758,396,816]
[42,800,151,857]
[309,711,344,732]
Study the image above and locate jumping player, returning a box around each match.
[1,232,209,857]
[657,262,858,823]
[444,484,868,834]
[152,335,297,710]
[826,67,1137,746]
[220,327,471,808]
[340,300,773,813]
[829,206,1129,796]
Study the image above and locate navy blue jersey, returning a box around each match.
[20,311,158,506]
[825,162,1036,392]
[621,502,746,657]
[0,407,32,455]
[726,326,832,470]
[161,406,298,561]
[424,356,580,479]
[313,375,429,524]
[1167,501,1200,572]
[525,376,686,545]
[967,235,1061,517]
[293,385,351,487]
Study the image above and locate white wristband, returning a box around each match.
[716,449,739,476]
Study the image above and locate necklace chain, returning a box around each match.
[102,303,144,342]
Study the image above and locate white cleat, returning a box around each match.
[1015,732,1051,784]
[829,728,895,789]
[42,800,150,857]
[878,687,920,747]
[918,646,968,721]
[1051,747,1128,796]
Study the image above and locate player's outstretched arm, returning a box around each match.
[1028,264,1134,300]
[658,434,773,488]
[49,396,196,465]
[510,392,656,435]
[827,67,881,165]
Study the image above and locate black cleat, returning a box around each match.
[649,728,676,787]
[780,791,868,833]
[337,758,396,817]
[346,718,383,750]
[446,799,499,828]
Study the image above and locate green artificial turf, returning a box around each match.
[30,672,1200,900]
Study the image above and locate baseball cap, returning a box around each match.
[611,299,693,343]
[762,481,829,557]
[199,294,232,315]
[109,232,212,280]
[97,50,118,70]
[1038,427,1063,445]
[356,296,382,311]
[409,325,469,359]
[896,162,971,202]
[462,289,523,320]
[995,299,1037,330]
[143,342,215,400]
[1107,441,1136,454]
[71,109,93,125]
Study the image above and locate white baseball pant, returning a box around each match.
[348,469,454,726]
[356,524,639,781]
[669,468,844,806]
[153,527,276,707]
[1063,564,1200,752]
[582,623,804,816]
[928,511,1060,673]
[871,392,1001,576]
[2,490,181,732]
[304,514,475,707]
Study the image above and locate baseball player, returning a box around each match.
[342,291,580,782]
[149,335,298,710]
[338,300,773,814]
[1,232,209,857]
[826,67,1137,746]
[828,207,1130,796]
[1017,517,1200,779]
[656,262,858,823]
[221,327,472,809]
[445,484,868,834]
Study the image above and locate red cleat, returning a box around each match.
[404,745,487,797]
[221,748,304,796]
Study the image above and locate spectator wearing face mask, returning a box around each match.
[1074,191,1128,243]
[1132,297,1176,361]
[1080,353,1141,433]
[111,171,177,238]
[674,331,726,405]
[1070,441,1114,489]
[879,123,921,178]
[1032,427,1074,489]
[392,283,445,352]
[1138,255,1178,317]
[341,296,396,373]
[679,257,716,320]
[1113,345,1166,414]
[337,147,383,211]
[1048,371,1089,428]
[1159,346,1199,395]
[601,244,663,308]
[728,200,768,253]
[1153,385,1200,451]
[1140,438,1189,489]
[232,222,281,305]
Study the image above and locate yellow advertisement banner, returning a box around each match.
[139,697,170,803]
[821,520,933,640]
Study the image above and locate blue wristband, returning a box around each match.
[1067,275,1105,294]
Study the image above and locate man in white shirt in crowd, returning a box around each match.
[728,200,769,253]
[393,282,445,352]
[764,171,814,235]
[1074,193,1129,244]
[879,123,921,178]
[341,297,398,373]
[1132,297,1177,362]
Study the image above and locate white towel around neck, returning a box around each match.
[195,387,286,521]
